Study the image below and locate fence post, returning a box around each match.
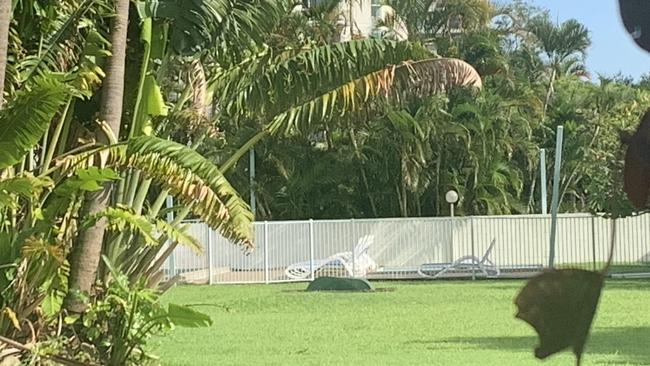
[168,245,176,278]
[351,218,356,278]
[207,225,213,285]
[548,126,564,268]
[470,216,476,281]
[540,148,548,214]
[264,221,269,284]
[449,216,455,263]
[591,216,597,271]
[166,196,175,278]
[309,219,315,281]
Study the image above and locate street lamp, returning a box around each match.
[445,190,459,217]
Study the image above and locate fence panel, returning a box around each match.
[355,217,453,279]
[164,222,209,283]
[205,222,266,284]
[468,215,549,272]
[266,220,311,282]
[163,213,650,284]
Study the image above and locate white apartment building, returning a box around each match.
[302,0,487,41]
[302,0,391,40]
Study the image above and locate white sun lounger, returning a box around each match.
[285,235,377,279]
[417,238,500,279]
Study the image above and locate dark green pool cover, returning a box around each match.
[306,276,374,292]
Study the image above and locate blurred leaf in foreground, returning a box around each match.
[514,269,604,366]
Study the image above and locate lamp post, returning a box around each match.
[445,189,459,264]
[445,190,459,217]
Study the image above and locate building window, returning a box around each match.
[303,0,331,8]
[371,0,381,18]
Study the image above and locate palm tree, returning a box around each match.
[527,16,590,115]
[65,0,130,313]
[0,0,11,108]
[213,36,483,218]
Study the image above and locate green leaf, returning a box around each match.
[45,138,254,248]
[167,303,213,328]
[41,292,63,317]
[515,269,604,365]
[85,207,202,252]
[0,232,15,264]
[155,221,202,253]
[77,166,121,181]
[137,0,285,56]
[0,77,76,169]
[57,167,121,194]
[143,75,168,117]
[78,180,103,191]
[64,314,79,325]
[84,207,157,245]
[0,174,53,209]
[126,136,254,249]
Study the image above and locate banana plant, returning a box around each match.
[0,0,277,335]
[0,74,255,338]
[90,0,287,286]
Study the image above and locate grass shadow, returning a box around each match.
[485,279,650,292]
[279,287,397,293]
[420,326,650,364]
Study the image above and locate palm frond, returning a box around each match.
[265,58,482,135]
[83,206,157,245]
[0,76,77,169]
[125,136,253,249]
[137,0,286,56]
[83,206,203,252]
[19,0,100,85]
[51,137,254,248]
[53,144,126,173]
[155,221,202,253]
[0,174,53,209]
[528,16,590,60]
[217,39,427,118]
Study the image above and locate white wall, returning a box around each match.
[340,0,373,41]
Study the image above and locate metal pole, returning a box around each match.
[309,219,315,281]
[264,221,269,284]
[470,216,476,281]
[540,148,548,214]
[351,218,356,278]
[449,216,455,264]
[450,203,454,218]
[591,216,597,271]
[207,225,213,285]
[548,126,564,268]
[250,149,256,218]
[166,196,176,277]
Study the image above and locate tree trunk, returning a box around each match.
[348,128,378,217]
[65,0,130,313]
[526,175,536,213]
[0,0,12,108]
[543,68,556,119]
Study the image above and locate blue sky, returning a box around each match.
[521,0,650,80]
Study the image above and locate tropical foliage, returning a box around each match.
[0,0,645,364]
[0,0,485,363]
[217,0,648,220]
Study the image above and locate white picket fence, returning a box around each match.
[163,213,650,284]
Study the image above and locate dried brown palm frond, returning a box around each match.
[266,57,482,134]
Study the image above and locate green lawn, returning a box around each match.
[155,280,650,366]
